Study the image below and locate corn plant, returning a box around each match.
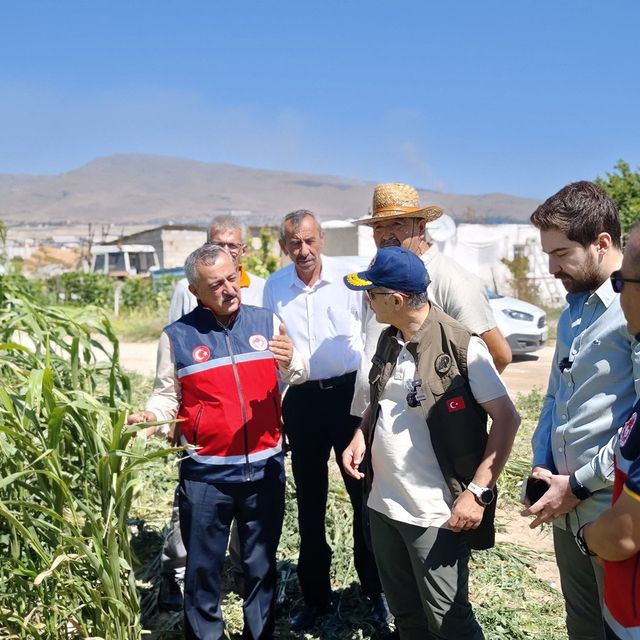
[0,277,169,638]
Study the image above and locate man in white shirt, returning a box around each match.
[342,246,520,640]
[168,215,265,322]
[263,210,388,631]
[350,182,511,419]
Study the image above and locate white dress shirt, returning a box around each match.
[263,255,364,381]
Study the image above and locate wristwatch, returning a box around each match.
[575,523,596,556]
[467,482,495,506]
[569,474,592,501]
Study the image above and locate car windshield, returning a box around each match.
[486,290,503,300]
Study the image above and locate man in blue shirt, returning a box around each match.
[523,182,640,640]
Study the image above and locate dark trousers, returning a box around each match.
[282,374,382,606]
[370,509,483,640]
[161,485,241,580]
[553,525,605,640]
[178,469,285,640]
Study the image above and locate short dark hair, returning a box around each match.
[279,210,323,243]
[530,181,621,248]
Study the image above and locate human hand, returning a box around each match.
[521,473,578,528]
[341,429,366,480]
[127,410,158,437]
[447,490,485,531]
[269,324,293,369]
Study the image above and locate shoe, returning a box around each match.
[158,575,184,612]
[369,592,393,626]
[289,602,334,631]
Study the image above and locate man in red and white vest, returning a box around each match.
[581,223,640,639]
[129,244,307,640]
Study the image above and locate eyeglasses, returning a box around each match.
[364,290,396,302]
[610,269,640,293]
[210,241,245,252]
[365,289,410,302]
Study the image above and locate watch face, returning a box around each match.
[479,489,494,505]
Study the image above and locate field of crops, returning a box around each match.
[0,280,567,639]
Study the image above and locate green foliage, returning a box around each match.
[595,159,640,236]
[500,255,542,305]
[244,227,279,278]
[0,274,50,302]
[48,270,115,307]
[110,308,169,342]
[500,388,545,504]
[0,277,174,638]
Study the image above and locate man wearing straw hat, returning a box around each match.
[350,182,512,421]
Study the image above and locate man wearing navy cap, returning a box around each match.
[342,247,521,640]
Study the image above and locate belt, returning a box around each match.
[299,371,356,390]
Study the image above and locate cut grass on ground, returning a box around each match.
[128,388,566,639]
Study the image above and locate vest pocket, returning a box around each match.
[192,405,204,446]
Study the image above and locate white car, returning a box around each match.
[487,291,548,355]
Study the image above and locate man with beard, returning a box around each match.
[522,181,640,640]
[263,210,388,630]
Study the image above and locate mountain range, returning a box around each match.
[0,154,541,227]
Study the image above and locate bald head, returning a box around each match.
[626,224,640,277]
[619,223,640,340]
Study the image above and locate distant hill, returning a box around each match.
[0,154,541,226]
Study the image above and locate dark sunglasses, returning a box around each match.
[610,269,640,293]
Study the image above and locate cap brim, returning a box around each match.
[344,271,375,290]
[354,205,444,226]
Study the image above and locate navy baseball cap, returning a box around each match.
[344,247,430,293]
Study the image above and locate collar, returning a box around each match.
[566,276,617,310]
[419,244,438,266]
[239,264,250,288]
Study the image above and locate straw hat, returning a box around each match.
[355,182,443,225]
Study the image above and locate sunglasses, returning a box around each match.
[610,269,640,293]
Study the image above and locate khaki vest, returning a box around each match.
[366,305,495,550]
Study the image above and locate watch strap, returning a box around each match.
[467,482,494,505]
[575,523,596,556]
[569,474,592,501]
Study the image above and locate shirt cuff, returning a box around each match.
[574,462,611,494]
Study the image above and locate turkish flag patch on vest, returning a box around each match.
[446,396,466,412]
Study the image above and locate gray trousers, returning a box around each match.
[161,486,241,579]
[369,508,484,640]
[553,525,605,640]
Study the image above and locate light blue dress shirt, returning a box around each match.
[531,277,640,532]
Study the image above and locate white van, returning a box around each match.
[91,244,159,278]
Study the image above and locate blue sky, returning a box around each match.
[1,1,639,198]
